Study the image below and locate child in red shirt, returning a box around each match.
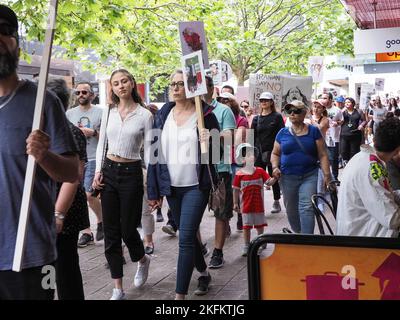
[233,143,276,257]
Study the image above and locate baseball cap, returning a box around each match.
[0,5,18,30]
[284,100,307,110]
[312,99,327,107]
[219,92,236,101]
[335,96,345,103]
[235,143,258,162]
[259,92,274,100]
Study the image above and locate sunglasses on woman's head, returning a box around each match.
[285,107,303,115]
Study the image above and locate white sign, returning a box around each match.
[181,51,207,98]
[249,74,312,113]
[375,78,385,91]
[308,56,324,83]
[209,60,222,86]
[359,83,376,111]
[354,27,400,55]
[179,21,210,69]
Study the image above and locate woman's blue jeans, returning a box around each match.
[167,185,209,295]
[280,169,318,234]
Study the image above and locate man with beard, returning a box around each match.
[0,5,79,299]
[66,83,103,246]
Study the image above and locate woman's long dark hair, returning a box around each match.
[110,69,145,107]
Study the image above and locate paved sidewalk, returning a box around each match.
[78,189,335,300]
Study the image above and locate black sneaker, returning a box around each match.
[208,250,224,269]
[194,273,211,295]
[78,232,94,248]
[96,222,104,242]
[156,208,164,222]
[237,214,243,232]
[201,243,210,257]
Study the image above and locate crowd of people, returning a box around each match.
[1,4,400,301]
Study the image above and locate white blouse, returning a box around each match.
[161,110,199,187]
[96,105,153,172]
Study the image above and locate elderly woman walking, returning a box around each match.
[271,100,331,234]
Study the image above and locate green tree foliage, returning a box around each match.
[7,0,355,89]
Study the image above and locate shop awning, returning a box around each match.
[341,0,400,29]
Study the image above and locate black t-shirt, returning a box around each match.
[341,110,362,136]
[56,122,90,235]
[251,112,285,152]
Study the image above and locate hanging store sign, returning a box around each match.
[354,27,400,55]
[376,52,400,62]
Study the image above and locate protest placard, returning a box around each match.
[181,51,207,99]
[179,21,209,69]
[308,56,324,83]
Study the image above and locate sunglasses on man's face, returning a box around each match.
[75,90,90,96]
[285,107,303,115]
[0,24,17,38]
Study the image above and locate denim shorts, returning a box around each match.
[83,160,96,192]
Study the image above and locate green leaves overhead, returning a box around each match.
[7,0,355,89]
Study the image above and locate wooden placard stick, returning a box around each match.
[195,96,208,154]
[13,0,59,272]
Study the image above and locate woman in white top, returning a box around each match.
[147,70,220,300]
[92,69,153,300]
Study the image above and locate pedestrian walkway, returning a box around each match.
[78,189,336,300]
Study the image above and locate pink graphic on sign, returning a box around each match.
[372,253,400,300]
[301,272,364,300]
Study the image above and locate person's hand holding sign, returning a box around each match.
[26,130,50,163]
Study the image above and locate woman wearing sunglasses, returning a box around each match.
[270,100,331,234]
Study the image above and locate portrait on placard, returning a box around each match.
[179,21,210,69]
[181,51,207,99]
[209,60,222,86]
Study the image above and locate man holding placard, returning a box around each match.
[0,5,79,299]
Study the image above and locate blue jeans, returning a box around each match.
[280,169,318,234]
[167,185,209,295]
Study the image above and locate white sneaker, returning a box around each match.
[134,254,150,288]
[110,288,125,300]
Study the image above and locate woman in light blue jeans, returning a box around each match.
[270,100,331,234]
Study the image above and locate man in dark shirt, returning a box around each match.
[0,5,79,300]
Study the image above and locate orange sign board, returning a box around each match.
[259,244,400,300]
[376,52,400,62]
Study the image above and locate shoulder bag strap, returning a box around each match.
[289,126,318,163]
[100,106,111,172]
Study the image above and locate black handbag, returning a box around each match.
[206,164,226,213]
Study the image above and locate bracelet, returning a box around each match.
[55,212,66,220]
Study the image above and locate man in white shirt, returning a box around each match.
[321,92,343,180]
[337,117,400,237]
[66,83,103,246]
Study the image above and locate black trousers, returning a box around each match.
[101,158,145,279]
[340,134,362,162]
[56,231,84,300]
[255,159,281,201]
[0,265,55,300]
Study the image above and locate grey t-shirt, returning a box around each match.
[0,80,77,271]
[66,106,102,160]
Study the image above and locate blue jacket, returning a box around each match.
[147,101,220,200]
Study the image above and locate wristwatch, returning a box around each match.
[55,212,66,220]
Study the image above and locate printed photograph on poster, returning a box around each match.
[360,83,376,111]
[181,51,207,98]
[209,60,222,86]
[375,78,385,92]
[308,56,324,83]
[221,61,233,83]
[281,76,312,109]
[179,21,209,69]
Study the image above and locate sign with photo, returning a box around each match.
[308,56,324,83]
[179,21,210,69]
[375,78,385,92]
[360,83,376,111]
[209,60,222,86]
[249,74,312,113]
[181,51,207,99]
